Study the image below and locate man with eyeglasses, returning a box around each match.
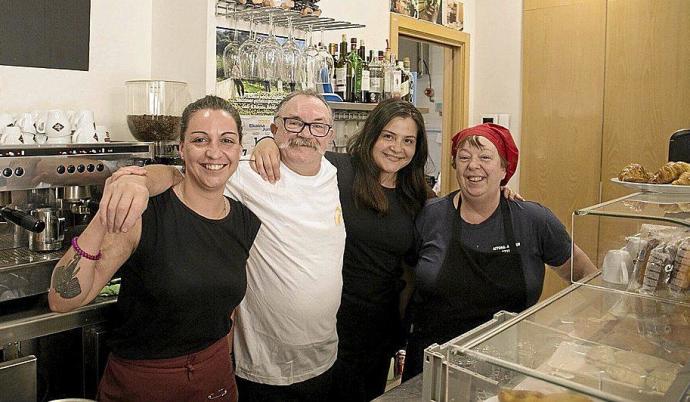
[98,90,346,401]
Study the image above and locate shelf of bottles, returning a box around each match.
[217,0,418,112]
[330,35,417,105]
[215,0,365,31]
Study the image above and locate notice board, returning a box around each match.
[0,0,91,71]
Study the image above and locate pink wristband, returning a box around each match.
[71,236,102,261]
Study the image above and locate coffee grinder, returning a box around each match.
[125,80,189,165]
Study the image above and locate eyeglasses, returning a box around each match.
[277,117,332,137]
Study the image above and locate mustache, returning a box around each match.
[278,136,321,152]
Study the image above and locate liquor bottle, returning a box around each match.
[399,60,410,102]
[382,55,392,100]
[403,57,414,103]
[383,53,401,100]
[382,41,393,100]
[346,38,363,102]
[329,43,338,93]
[392,56,402,99]
[334,34,348,100]
[368,51,383,103]
[359,41,370,103]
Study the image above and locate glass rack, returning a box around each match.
[215,0,366,31]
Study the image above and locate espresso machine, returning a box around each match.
[0,142,154,303]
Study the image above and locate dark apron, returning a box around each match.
[98,336,237,402]
[404,197,527,379]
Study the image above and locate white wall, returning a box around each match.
[0,1,153,141]
[151,0,214,100]
[462,0,522,190]
[318,0,391,53]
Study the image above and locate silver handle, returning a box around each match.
[56,217,66,242]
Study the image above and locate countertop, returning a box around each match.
[0,294,116,344]
[373,374,423,401]
[2,294,426,399]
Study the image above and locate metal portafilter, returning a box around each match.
[0,207,45,233]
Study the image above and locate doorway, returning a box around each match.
[398,37,445,188]
[390,14,469,195]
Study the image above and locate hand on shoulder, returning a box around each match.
[99,167,150,233]
[501,185,524,201]
[250,137,281,184]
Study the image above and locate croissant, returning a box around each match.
[673,171,690,185]
[618,163,651,183]
[498,389,592,402]
[651,162,690,184]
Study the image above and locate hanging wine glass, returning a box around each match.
[239,15,261,81]
[302,24,319,90]
[222,5,241,97]
[257,13,284,88]
[281,16,303,91]
[314,28,334,92]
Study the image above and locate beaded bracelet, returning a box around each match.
[71,236,102,261]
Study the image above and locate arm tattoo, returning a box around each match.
[53,254,83,299]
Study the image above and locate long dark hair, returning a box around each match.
[346,98,429,216]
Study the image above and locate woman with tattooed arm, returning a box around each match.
[48,95,260,402]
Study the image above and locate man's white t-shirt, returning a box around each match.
[226,158,346,385]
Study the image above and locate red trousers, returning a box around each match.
[98,336,237,402]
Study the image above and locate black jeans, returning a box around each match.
[236,367,333,402]
[402,332,430,382]
[330,348,392,402]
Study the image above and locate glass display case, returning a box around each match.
[573,192,690,304]
[422,192,690,402]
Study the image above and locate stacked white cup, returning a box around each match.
[39,110,72,144]
[0,109,107,145]
[0,113,15,136]
[72,110,100,143]
[15,113,37,144]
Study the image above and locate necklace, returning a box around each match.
[175,184,228,219]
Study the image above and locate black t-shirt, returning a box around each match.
[326,152,416,308]
[108,188,261,360]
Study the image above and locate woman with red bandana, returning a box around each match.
[402,123,596,380]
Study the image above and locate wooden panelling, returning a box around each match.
[598,0,690,266]
[600,0,690,201]
[522,0,690,300]
[524,0,589,12]
[521,1,607,300]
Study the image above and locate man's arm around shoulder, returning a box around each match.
[99,165,183,233]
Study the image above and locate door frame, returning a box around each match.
[389,13,470,195]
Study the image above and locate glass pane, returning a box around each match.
[576,192,690,228]
[454,286,690,401]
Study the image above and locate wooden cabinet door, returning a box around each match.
[598,0,690,262]
[521,0,607,300]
